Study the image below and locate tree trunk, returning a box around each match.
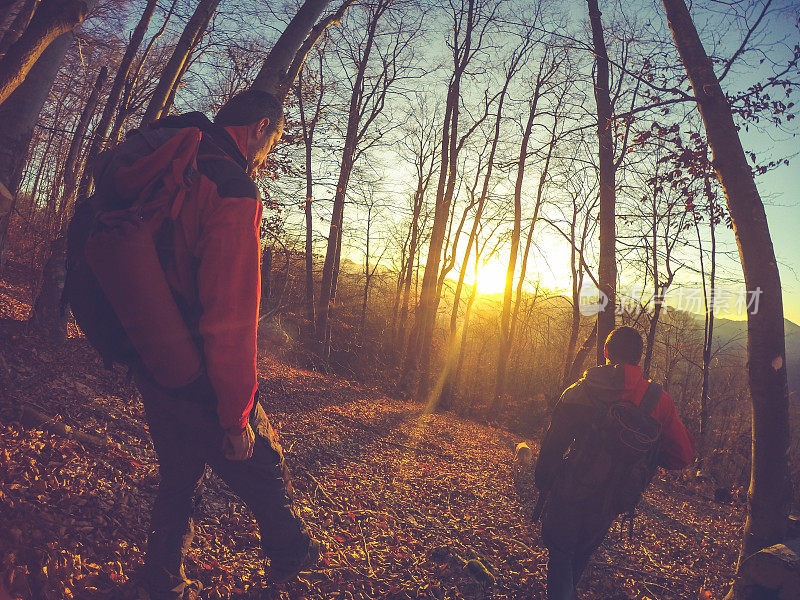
[26,65,105,339]
[360,205,372,335]
[0,0,94,106]
[389,235,408,345]
[28,236,66,341]
[442,235,481,410]
[567,321,597,385]
[0,0,38,57]
[494,84,551,409]
[701,216,715,437]
[0,28,73,270]
[251,0,333,100]
[396,153,431,353]
[661,1,791,595]
[562,194,588,389]
[296,64,321,337]
[75,0,157,200]
[139,0,221,127]
[451,64,528,369]
[0,0,22,35]
[401,0,476,393]
[105,0,179,146]
[162,47,193,117]
[316,0,386,351]
[587,0,617,364]
[58,64,106,221]
[261,245,272,311]
[698,176,716,440]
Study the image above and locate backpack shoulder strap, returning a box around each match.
[639,382,662,416]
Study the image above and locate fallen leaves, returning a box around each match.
[0,287,745,600]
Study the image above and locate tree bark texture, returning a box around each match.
[0,0,94,106]
[661,0,791,587]
[251,0,347,102]
[0,0,39,57]
[0,29,73,270]
[587,0,617,364]
[139,0,221,127]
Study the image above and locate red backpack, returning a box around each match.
[64,127,205,389]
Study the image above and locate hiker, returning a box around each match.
[533,326,694,600]
[66,90,319,599]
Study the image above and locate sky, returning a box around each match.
[760,149,800,324]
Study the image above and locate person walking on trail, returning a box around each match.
[78,90,319,599]
[533,326,694,600]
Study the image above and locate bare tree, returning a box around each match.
[0,0,96,106]
[493,45,558,408]
[316,0,416,352]
[58,64,107,225]
[695,171,720,441]
[661,1,791,596]
[394,99,439,354]
[139,0,221,126]
[586,0,618,364]
[295,50,327,335]
[0,28,74,270]
[75,0,158,199]
[401,0,497,393]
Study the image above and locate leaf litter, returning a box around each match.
[0,283,743,599]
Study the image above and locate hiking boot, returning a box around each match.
[266,538,321,584]
[135,565,203,600]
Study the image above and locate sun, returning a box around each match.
[463,257,509,295]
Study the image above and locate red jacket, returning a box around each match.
[534,363,695,491]
[106,113,262,433]
[167,115,260,433]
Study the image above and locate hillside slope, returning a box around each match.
[0,275,742,600]
[709,316,800,393]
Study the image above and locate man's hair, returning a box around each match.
[604,326,644,365]
[214,90,285,133]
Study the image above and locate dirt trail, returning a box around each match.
[0,276,741,599]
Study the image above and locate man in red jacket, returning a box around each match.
[115,91,318,599]
[534,326,695,600]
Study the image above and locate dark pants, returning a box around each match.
[542,499,612,600]
[135,373,310,585]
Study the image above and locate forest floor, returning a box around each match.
[0,265,743,600]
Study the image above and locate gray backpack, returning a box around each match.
[552,383,663,521]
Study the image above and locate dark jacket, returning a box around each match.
[534,364,695,493]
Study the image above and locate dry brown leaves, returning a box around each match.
[0,282,743,600]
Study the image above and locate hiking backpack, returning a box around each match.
[63,126,205,388]
[551,383,663,522]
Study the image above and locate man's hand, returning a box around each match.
[222,423,255,460]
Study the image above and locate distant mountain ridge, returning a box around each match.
[704,316,800,394]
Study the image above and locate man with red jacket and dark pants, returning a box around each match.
[534,326,694,600]
[116,91,319,599]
